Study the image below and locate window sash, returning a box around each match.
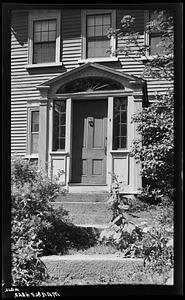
[53,101,66,151]
[113,98,127,150]
[86,13,111,58]
[30,110,39,154]
[33,19,57,64]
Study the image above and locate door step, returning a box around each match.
[67,185,109,193]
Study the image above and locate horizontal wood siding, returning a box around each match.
[61,10,81,70]
[11,11,64,156]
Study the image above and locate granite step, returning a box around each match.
[55,192,110,203]
[52,201,113,225]
[41,254,143,285]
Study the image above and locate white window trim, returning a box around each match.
[27,106,40,156]
[81,9,116,62]
[27,10,61,67]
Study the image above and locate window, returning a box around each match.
[53,101,66,151]
[113,98,127,150]
[28,10,61,65]
[30,110,39,154]
[82,10,116,59]
[145,10,171,56]
[33,19,56,63]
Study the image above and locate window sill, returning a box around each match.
[50,151,69,156]
[25,154,38,159]
[139,54,173,61]
[78,57,119,64]
[111,150,130,154]
[25,62,63,69]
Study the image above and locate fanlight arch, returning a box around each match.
[56,76,124,94]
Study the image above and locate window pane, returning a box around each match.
[121,111,127,123]
[32,111,39,123]
[31,111,39,132]
[103,25,110,36]
[87,39,110,58]
[41,31,48,42]
[120,137,127,149]
[103,14,111,25]
[49,20,56,30]
[95,15,103,25]
[150,35,163,55]
[41,20,49,31]
[95,25,102,36]
[34,32,41,42]
[49,31,56,41]
[87,15,94,26]
[121,124,127,136]
[87,26,94,37]
[31,133,39,154]
[34,21,42,32]
[59,125,65,137]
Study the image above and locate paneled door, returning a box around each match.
[72,100,107,184]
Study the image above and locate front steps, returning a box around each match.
[41,255,143,285]
[53,192,112,226]
[44,192,144,285]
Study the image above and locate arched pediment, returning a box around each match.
[37,62,147,97]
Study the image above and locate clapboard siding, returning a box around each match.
[11,9,172,156]
[61,9,81,70]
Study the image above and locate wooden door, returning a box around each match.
[72,100,107,184]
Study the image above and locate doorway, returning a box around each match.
[71,99,107,184]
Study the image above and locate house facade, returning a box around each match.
[11,8,171,193]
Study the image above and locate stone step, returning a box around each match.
[55,192,110,203]
[52,201,113,225]
[41,254,143,285]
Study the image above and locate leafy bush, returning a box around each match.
[103,177,174,283]
[11,156,99,285]
[11,156,68,285]
[131,90,174,203]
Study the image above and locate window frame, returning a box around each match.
[144,10,164,57]
[112,97,128,150]
[52,100,66,152]
[28,10,61,66]
[27,107,40,157]
[81,9,116,61]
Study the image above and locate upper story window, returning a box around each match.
[81,10,116,60]
[33,19,57,63]
[28,10,61,65]
[145,10,171,56]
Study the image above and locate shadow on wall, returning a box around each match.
[11,11,29,46]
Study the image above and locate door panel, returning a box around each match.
[72,100,107,184]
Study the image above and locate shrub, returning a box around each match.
[103,176,174,282]
[11,156,68,285]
